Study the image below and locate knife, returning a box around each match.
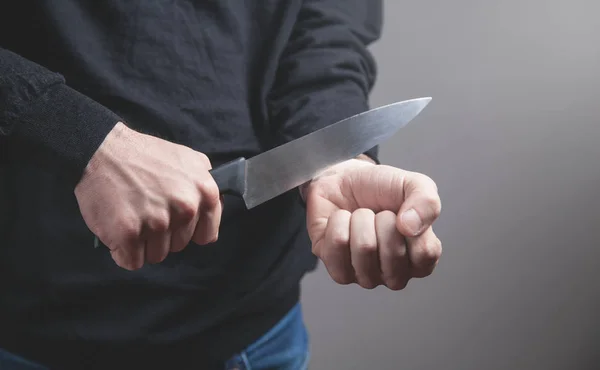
[209,96,432,209]
[93,97,431,248]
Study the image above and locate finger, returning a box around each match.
[350,208,381,289]
[375,210,410,290]
[406,227,442,278]
[146,230,171,264]
[170,219,196,252]
[397,172,441,237]
[192,175,223,245]
[305,184,342,245]
[108,215,145,270]
[169,186,205,252]
[142,211,171,264]
[111,242,145,271]
[169,193,200,231]
[321,209,354,285]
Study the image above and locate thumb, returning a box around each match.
[396,172,442,236]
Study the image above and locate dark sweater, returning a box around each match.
[0,1,381,368]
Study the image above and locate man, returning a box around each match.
[0,1,442,369]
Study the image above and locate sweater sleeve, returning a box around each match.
[267,0,383,163]
[0,47,121,179]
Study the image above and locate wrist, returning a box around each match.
[82,121,131,181]
[298,155,375,202]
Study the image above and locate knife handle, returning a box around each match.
[209,157,246,197]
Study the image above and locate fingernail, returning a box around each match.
[401,209,423,236]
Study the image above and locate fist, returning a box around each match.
[304,159,442,290]
[75,122,222,270]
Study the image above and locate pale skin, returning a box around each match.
[75,122,442,289]
[302,156,442,290]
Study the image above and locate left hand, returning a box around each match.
[303,158,442,290]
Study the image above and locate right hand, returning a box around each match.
[74,122,222,271]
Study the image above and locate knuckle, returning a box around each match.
[171,245,185,253]
[172,197,197,222]
[354,207,371,215]
[191,226,218,246]
[421,239,442,264]
[357,241,377,255]
[112,256,126,269]
[197,152,211,167]
[358,279,378,290]
[376,210,396,221]
[197,179,220,208]
[147,214,170,232]
[433,238,443,256]
[120,222,140,243]
[148,251,168,264]
[423,194,442,218]
[191,234,209,246]
[413,266,435,278]
[170,237,189,253]
[131,260,144,270]
[387,278,409,291]
[116,258,139,271]
[420,249,438,265]
[416,172,437,189]
[355,208,375,219]
[330,231,349,247]
[393,248,408,260]
[331,272,354,285]
[389,242,408,259]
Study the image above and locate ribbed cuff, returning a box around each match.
[14,83,121,180]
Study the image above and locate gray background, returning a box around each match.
[301,1,600,369]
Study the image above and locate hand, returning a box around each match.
[75,122,222,271]
[304,158,442,290]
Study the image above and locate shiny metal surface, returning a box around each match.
[243,97,432,208]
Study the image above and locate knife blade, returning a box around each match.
[93,97,431,249]
[209,96,432,209]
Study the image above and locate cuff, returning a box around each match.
[362,146,380,164]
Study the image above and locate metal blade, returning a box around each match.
[242,97,432,208]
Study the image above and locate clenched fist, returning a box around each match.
[75,122,222,270]
[304,157,442,290]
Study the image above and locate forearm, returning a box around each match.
[0,47,120,180]
[268,0,383,163]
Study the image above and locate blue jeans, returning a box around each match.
[224,303,310,370]
[0,303,310,370]
[0,348,47,370]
